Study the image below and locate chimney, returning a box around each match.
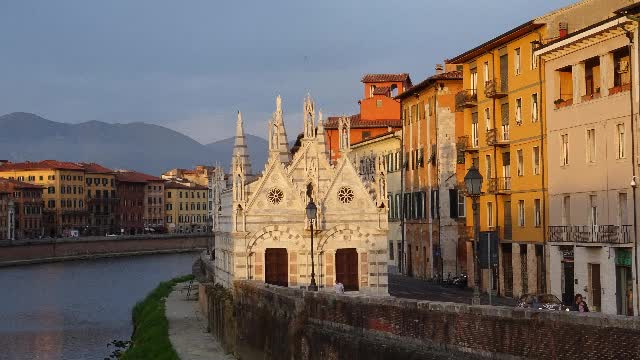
[559,22,568,38]
[435,64,444,75]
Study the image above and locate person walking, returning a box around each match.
[572,293,589,312]
[334,279,345,294]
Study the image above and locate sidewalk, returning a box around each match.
[166,283,235,360]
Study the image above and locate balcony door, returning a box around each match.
[589,263,601,311]
[500,54,508,92]
[502,152,510,190]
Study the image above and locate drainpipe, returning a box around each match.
[434,89,444,280]
[490,50,500,296]
[400,110,406,275]
[625,29,640,316]
[535,30,548,294]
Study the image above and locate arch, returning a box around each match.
[317,224,371,251]
[390,84,398,97]
[246,225,304,254]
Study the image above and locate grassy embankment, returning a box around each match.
[120,274,194,360]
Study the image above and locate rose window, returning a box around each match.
[337,186,354,204]
[267,188,284,205]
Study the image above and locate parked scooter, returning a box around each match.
[452,273,468,288]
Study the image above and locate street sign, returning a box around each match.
[479,231,498,269]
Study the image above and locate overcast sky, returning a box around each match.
[0,0,575,144]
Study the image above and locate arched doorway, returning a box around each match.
[265,248,288,287]
[335,248,358,291]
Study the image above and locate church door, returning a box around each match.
[335,248,359,291]
[265,248,288,287]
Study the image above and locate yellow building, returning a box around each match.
[164,181,209,233]
[0,160,87,237]
[162,165,216,220]
[447,0,636,298]
[80,163,117,236]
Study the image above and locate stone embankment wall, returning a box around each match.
[199,279,640,360]
[0,234,207,266]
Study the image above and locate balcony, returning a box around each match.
[548,225,632,245]
[457,136,478,153]
[455,89,477,111]
[484,78,508,99]
[487,177,511,194]
[486,127,510,146]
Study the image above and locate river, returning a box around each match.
[0,252,200,360]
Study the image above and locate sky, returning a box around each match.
[0,0,576,144]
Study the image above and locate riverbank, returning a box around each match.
[121,275,194,360]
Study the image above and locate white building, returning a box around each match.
[212,95,389,294]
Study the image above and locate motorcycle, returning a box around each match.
[452,273,468,288]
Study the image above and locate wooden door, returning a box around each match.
[590,263,601,310]
[265,248,288,287]
[335,248,358,291]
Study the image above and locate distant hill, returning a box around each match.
[0,112,268,175]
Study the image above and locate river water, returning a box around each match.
[0,252,199,360]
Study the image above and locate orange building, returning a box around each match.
[325,74,411,161]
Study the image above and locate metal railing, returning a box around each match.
[487,177,511,194]
[455,89,478,111]
[484,78,508,98]
[548,225,632,244]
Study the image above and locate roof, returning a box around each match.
[351,131,400,147]
[114,170,163,183]
[396,71,462,99]
[324,114,402,129]
[78,162,113,174]
[0,160,84,171]
[372,86,390,95]
[361,73,410,83]
[164,181,207,190]
[0,177,44,189]
[446,21,544,64]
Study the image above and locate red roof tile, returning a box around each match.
[361,73,410,83]
[324,114,402,129]
[164,181,207,190]
[372,86,390,95]
[78,162,113,174]
[396,71,462,99]
[0,177,44,189]
[114,170,163,183]
[0,160,84,171]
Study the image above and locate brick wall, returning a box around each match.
[0,234,207,265]
[202,280,640,360]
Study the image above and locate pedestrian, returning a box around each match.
[572,293,589,312]
[334,279,345,294]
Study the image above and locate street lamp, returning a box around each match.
[464,165,483,306]
[306,199,318,291]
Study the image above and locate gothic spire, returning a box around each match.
[303,94,315,140]
[232,110,252,177]
[269,95,291,163]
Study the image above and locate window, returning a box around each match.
[531,93,538,122]
[362,131,371,140]
[389,241,394,261]
[534,199,541,227]
[515,98,522,125]
[617,124,626,159]
[485,154,492,179]
[589,195,598,226]
[17,176,24,181]
[533,146,540,175]
[470,70,478,92]
[48,187,55,194]
[395,194,401,219]
[531,42,538,69]
[483,61,489,82]
[430,190,438,219]
[517,149,524,176]
[518,200,525,227]
[619,193,628,225]
[484,107,491,130]
[586,129,596,163]
[487,202,494,227]
[376,100,383,108]
[39,176,43,181]
[28,176,35,181]
[370,85,375,98]
[514,48,521,75]
[457,190,466,218]
[561,134,569,165]
[471,112,479,147]
[562,195,571,225]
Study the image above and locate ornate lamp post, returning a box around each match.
[306,199,318,291]
[464,165,483,305]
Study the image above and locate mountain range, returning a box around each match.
[0,112,268,175]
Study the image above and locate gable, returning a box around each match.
[245,157,306,215]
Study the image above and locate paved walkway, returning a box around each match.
[166,283,235,360]
[388,274,516,307]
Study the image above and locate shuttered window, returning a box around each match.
[501,103,510,125]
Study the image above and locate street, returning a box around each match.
[388,274,516,307]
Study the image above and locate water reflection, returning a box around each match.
[0,253,198,360]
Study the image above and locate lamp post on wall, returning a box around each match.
[464,165,483,306]
[306,199,318,291]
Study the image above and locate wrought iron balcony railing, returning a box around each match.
[455,89,478,111]
[487,177,511,194]
[486,128,510,146]
[484,78,508,99]
[548,225,632,244]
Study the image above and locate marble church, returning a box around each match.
[211,95,389,294]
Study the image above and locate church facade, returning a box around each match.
[212,95,389,294]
